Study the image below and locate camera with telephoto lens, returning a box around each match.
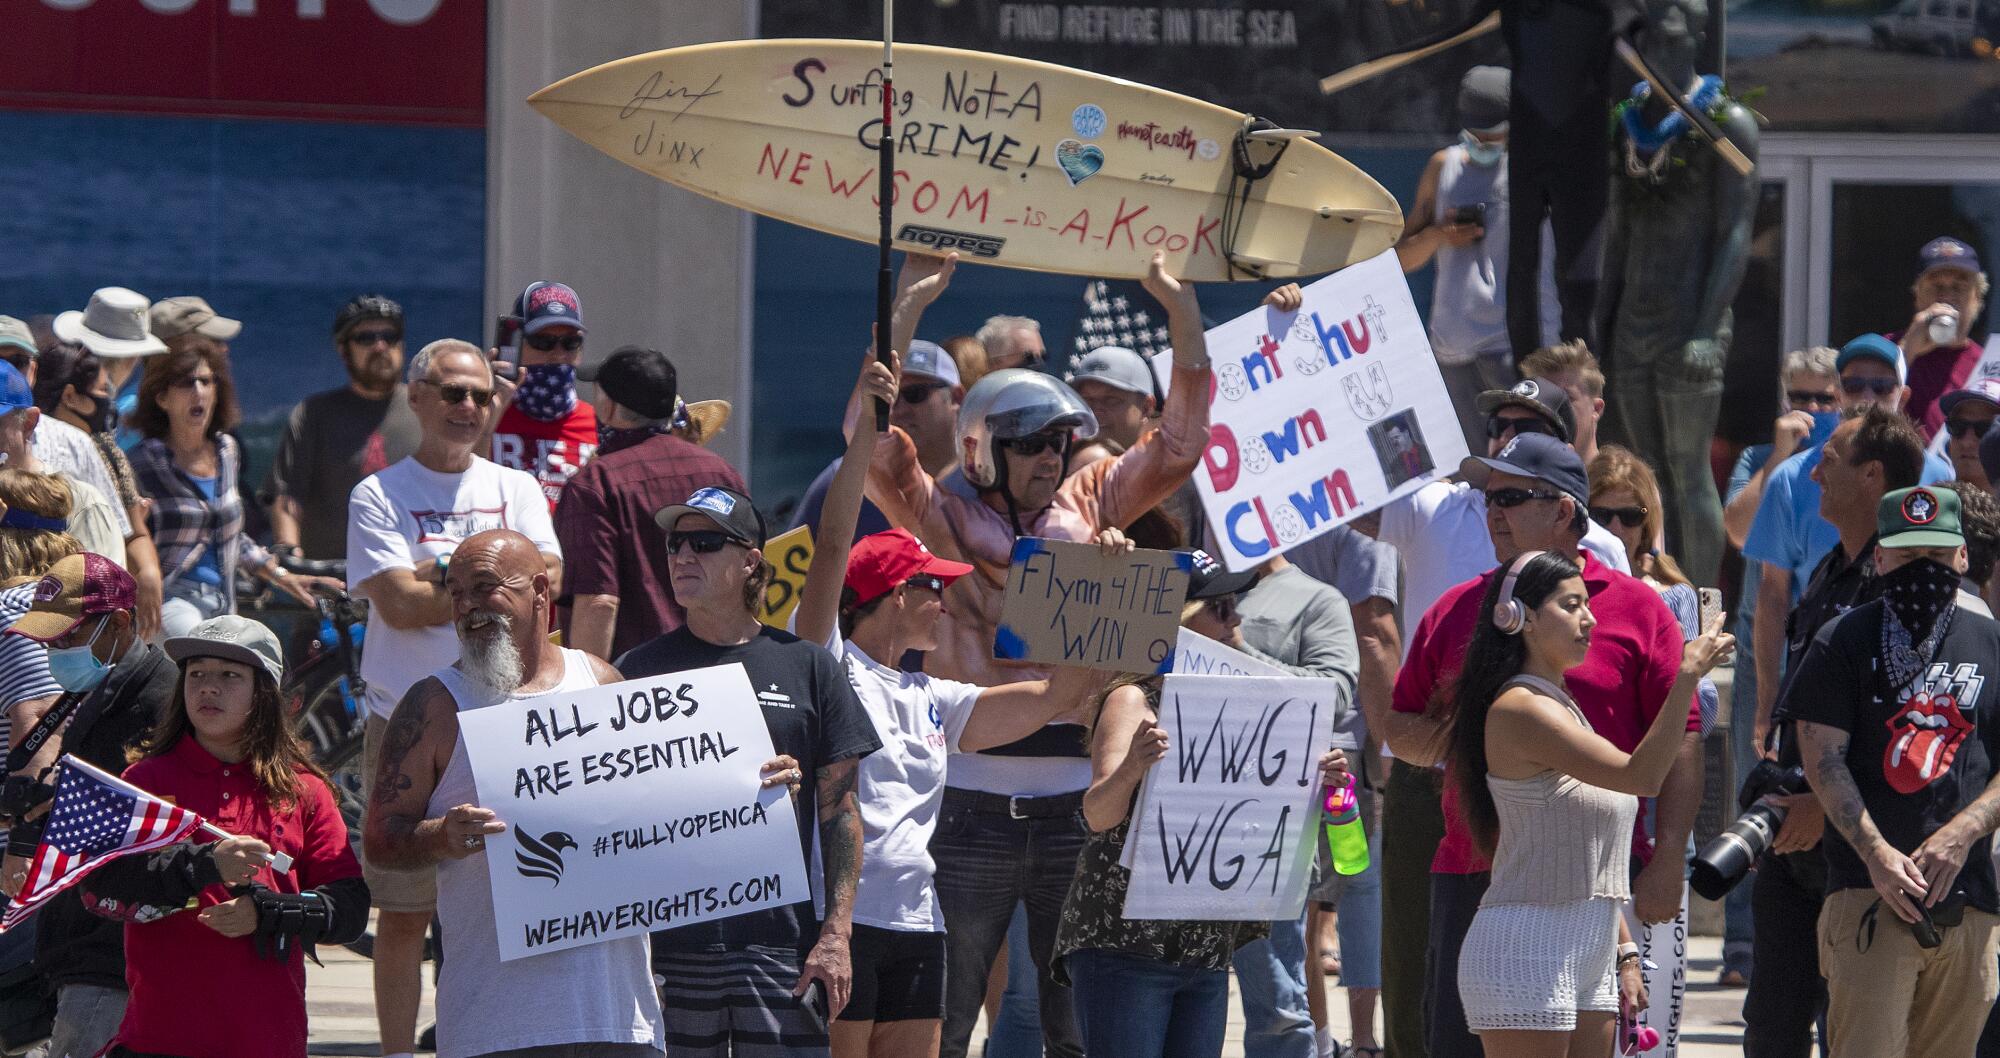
[1690,759,1809,900]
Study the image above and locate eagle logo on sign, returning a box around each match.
[1905,489,1939,525]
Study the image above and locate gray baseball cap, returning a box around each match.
[165,614,285,686]
[904,340,961,387]
[0,317,35,356]
[1065,345,1156,398]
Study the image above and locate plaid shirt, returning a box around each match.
[129,434,270,599]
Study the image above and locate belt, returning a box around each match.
[945,787,1085,820]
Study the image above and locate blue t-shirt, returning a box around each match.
[186,473,225,587]
[791,456,892,541]
[1741,442,1953,600]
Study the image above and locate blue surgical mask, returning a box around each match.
[1460,131,1505,167]
[45,618,112,693]
[1807,409,1842,448]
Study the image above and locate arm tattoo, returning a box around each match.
[371,685,429,806]
[815,758,863,926]
[1805,732,1875,847]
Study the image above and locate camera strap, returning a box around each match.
[3,691,81,776]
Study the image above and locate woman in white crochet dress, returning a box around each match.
[1445,549,1733,1057]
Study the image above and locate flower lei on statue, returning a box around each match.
[1612,74,1731,189]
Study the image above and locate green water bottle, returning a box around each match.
[1324,775,1369,876]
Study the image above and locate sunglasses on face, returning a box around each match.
[170,374,216,391]
[1203,596,1238,620]
[416,379,494,407]
[1785,389,1839,409]
[899,382,947,405]
[525,333,585,353]
[348,329,401,348]
[1841,377,1898,397]
[1590,505,1648,528]
[1946,416,1993,439]
[1486,487,1561,509]
[667,529,737,555]
[999,432,1067,457]
[904,574,945,594]
[1486,415,1553,440]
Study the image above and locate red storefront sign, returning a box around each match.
[1,0,485,125]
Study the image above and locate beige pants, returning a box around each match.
[1817,886,2000,1057]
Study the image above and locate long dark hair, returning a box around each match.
[1429,550,1583,858]
[141,664,328,808]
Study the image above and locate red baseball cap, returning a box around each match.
[8,553,138,642]
[845,530,973,608]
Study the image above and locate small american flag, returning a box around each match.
[1073,279,1173,361]
[2,756,202,930]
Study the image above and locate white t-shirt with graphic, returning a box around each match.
[825,627,980,932]
[348,456,559,716]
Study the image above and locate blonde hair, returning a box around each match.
[942,335,990,389]
[0,469,80,585]
[1586,445,1688,587]
[1520,340,1606,399]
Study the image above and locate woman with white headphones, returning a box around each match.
[1442,549,1733,1057]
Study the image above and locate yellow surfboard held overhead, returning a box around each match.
[531,39,1403,282]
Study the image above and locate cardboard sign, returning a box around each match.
[993,538,1192,673]
[1120,673,1337,919]
[1156,250,1470,571]
[457,663,809,961]
[757,525,815,629]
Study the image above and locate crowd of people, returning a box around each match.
[0,77,1996,1058]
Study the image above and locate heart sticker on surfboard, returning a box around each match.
[1055,139,1104,185]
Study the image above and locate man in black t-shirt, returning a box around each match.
[261,295,422,560]
[617,485,881,1058]
[1790,485,2000,1057]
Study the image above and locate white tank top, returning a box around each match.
[428,649,665,1058]
[1480,674,1637,908]
[1427,144,1559,365]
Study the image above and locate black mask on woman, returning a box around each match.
[72,393,117,435]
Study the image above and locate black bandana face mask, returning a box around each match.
[1881,557,1961,691]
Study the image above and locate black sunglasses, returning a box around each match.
[900,382,948,405]
[667,529,736,555]
[525,333,585,353]
[999,433,1067,457]
[1203,595,1239,620]
[1590,505,1649,528]
[415,379,494,407]
[1946,417,1992,439]
[348,328,401,347]
[1486,415,1553,440]
[1841,377,1898,397]
[1785,389,1838,409]
[1486,487,1561,509]
[904,574,945,593]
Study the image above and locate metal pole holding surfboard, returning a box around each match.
[872,2,893,431]
[527,41,1403,282]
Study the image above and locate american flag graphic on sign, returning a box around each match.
[1073,280,1173,360]
[1,756,202,930]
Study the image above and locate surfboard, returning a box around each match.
[529,38,1404,283]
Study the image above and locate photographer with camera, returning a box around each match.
[1732,407,1927,1058]
[1787,485,2000,1056]
[1395,65,1558,454]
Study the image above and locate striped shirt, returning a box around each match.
[31,418,132,538]
[0,582,62,744]
[130,434,269,603]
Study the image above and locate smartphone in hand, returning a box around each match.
[799,980,829,1034]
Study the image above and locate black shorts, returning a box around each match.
[838,923,946,1023]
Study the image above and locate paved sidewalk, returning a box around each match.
[305,932,1750,1056]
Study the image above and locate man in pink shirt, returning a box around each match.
[1376,432,1702,1058]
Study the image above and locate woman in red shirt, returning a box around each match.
[83,615,368,1058]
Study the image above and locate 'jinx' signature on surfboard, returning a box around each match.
[619,71,723,122]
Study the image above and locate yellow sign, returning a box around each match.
[758,525,815,629]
